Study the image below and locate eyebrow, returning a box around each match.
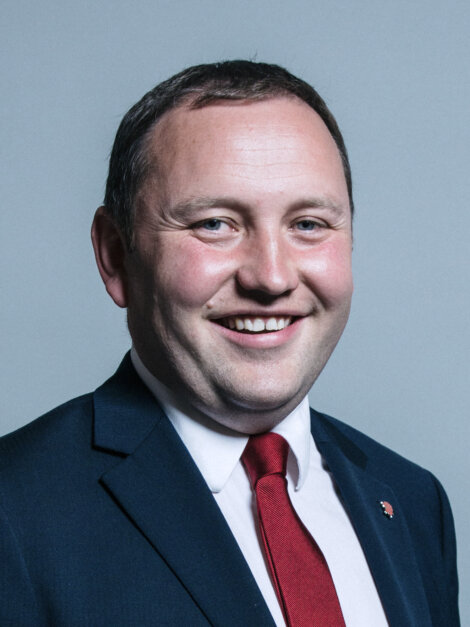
[289,197,348,217]
[168,197,246,220]
[168,195,348,220]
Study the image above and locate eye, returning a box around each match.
[290,217,329,242]
[200,218,224,231]
[296,219,318,231]
[191,216,238,241]
[294,218,327,232]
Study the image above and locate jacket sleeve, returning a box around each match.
[431,474,460,626]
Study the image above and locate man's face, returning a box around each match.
[125,97,353,433]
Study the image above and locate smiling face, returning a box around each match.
[116,97,353,432]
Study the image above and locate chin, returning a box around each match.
[216,409,290,435]
[220,383,305,425]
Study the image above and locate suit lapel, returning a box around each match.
[310,410,432,627]
[94,355,274,627]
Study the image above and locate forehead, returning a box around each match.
[141,96,348,207]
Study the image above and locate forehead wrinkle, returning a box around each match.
[213,162,329,183]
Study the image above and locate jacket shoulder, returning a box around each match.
[311,407,432,482]
[0,393,94,473]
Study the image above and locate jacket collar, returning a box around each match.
[93,353,162,454]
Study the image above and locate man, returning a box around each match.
[0,61,459,625]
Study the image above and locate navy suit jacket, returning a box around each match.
[0,355,459,626]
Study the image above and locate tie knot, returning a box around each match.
[242,433,289,487]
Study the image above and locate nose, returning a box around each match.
[236,230,299,297]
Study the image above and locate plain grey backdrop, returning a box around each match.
[2,0,468,621]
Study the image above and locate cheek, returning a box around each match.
[159,240,236,309]
[302,241,353,305]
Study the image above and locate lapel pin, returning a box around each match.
[379,500,394,519]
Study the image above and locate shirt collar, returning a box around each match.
[131,347,311,493]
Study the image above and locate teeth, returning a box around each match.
[266,317,277,331]
[221,316,293,333]
[253,318,264,332]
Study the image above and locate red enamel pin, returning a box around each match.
[379,500,394,519]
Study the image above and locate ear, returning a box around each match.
[91,206,128,308]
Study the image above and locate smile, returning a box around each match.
[216,316,293,334]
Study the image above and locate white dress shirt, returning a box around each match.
[131,348,388,626]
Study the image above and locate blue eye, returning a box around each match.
[296,220,317,231]
[202,219,223,230]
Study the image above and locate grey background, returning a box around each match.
[1,0,468,621]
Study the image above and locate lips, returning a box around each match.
[215,315,294,334]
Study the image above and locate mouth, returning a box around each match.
[214,315,295,334]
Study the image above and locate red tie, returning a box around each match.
[242,433,345,627]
